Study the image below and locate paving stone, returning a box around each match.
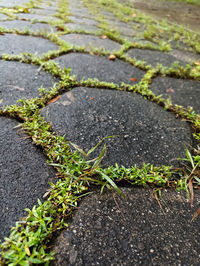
[16,13,52,21]
[68,0,93,19]
[41,87,194,167]
[0,20,56,32]
[0,13,8,20]
[68,16,98,26]
[54,53,145,84]
[31,8,57,16]
[171,49,200,64]
[0,117,56,241]
[0,0,27,7]
[51,187,200,266]
[107,20,139,38]
[127,48,184,67]
[60,34,121,52]
[151,76,200,113]
[39,3,58,10]
[0,60,58,108]
[65,23,99,32]
[0,33,58,55]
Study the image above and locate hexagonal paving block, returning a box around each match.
[54,53,145,84]
[0,60,58,108]
[51,187,200,266]
[41,87,194,167]
[127,48,185,67]
[60,34,121,52]
[0,33,58,55]
[151,76,200,113]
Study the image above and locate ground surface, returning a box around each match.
[0,0,200,265]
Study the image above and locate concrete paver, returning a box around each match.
[54,53,145,84]
[0,34,58,55]
[151,76,200,113]
[0,20,56,32]
[52,187,200,266]
[60,34,121,52]
[42,87,194,167]
[0,60,58,108]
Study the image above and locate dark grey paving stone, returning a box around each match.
[0,117,56,241]
[65,23,99,32]
[151,76,200,113]
[16,13,52,22]
[171,49,200,64]
[0,0,27,7]
[0,60,58,108]
[0,20,56,32]
[68,2,92,18]
[108,20,139,38]
[0,13,8,20]
[51,187,200,266]
[54,53,145,84]
[41,87,193,167]
[60,34,121,52]
[31,8,56,16]
[0,33,58,55]
[39,3,58,10]
[127,48,184,67]
[68,16,98,26]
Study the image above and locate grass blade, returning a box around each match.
[92,143,106,169]
[69,142,87,158]
[97,170,125,197]
[86,136,114,157]
[185,147,194,169]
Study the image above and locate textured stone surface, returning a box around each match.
[51,187,200,266]
[60,34,121,51]
[0,0,27,7]
[0,13,8,20]
[127,48,184,67]
[68,0,92,18]
[0,60,57,108]
[171,49,200,64]
[0,20,56,32]
[0,117,56,241]
[41,87,193,167]
[16,13,52,21]
[151,76,200,113]
[54,53,145,84]
[68,16,98,26]
[0,33,58,55]
[65,23,98,32]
